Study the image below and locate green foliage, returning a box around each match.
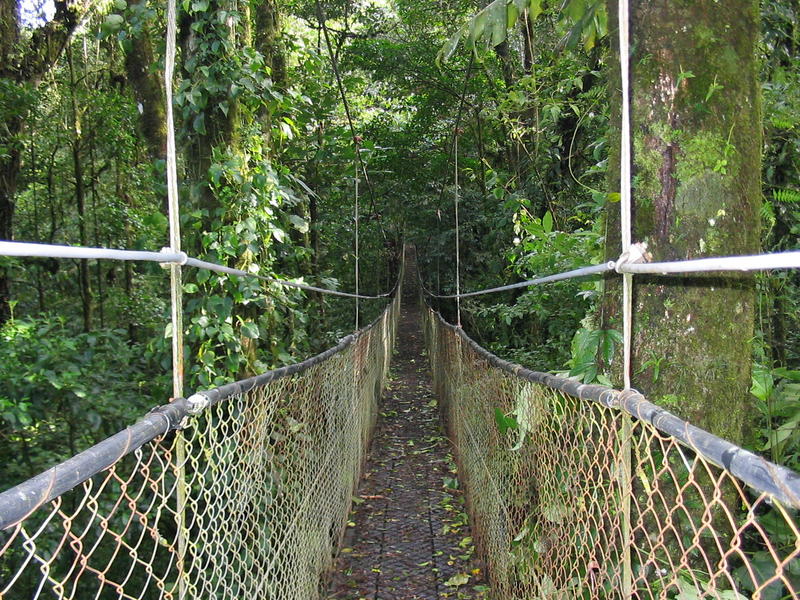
[751,364,800,469]
[0,315,167,487]
[438,0,605,64]
[566,327,620,385]
[439,0,537,64]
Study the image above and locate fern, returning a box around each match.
[769,116,796,130]
[761,198,776,228]
[773,188,800,204]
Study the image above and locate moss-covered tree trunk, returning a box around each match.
[124,10,167,161]
[604,0,761,445]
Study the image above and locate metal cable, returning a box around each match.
[424,262,616,299]
[422,249,800,300]
[165,0,183,400]
[617,251,800,274]
[0,240,393,299]
[454,134,461,326]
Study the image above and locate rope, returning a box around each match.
[164,0,183,400]
[618,0,633,391]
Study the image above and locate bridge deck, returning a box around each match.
[327,282,484,599]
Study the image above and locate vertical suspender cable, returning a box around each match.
[165,0,183,401]
[454,134,461,328]
[354,158,360,328]
[617,1,634,599]
[164,0,187,597]
[619,0,633,391]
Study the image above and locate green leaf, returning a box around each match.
[444,573,470,587]
[271,227,286,242]
[208,163,223,185]
[507,3,518,28]
[750,364,774,403]
[241,322,259,339]
[542,210,553,233]
[193,113,206,135]
[468,9,488,46]
[494,407,517,435]
[103,14,124,31]
[487,0,508,47]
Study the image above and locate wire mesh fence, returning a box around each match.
[424,307,800,600]
[0,290,400,600]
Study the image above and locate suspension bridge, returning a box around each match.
[2,0,800,596]
[0,242,799,599]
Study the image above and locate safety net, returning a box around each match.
[424,307,800,600]
[0,289,400,600]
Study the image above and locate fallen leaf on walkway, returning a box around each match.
[444,573,470,587]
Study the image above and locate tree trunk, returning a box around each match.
[254,0,286,89]
[124,12,167,161]
[68,46,92,332]
[604,0,761,445]
[0,0,80,322]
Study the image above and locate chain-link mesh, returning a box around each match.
[424,307,800,600]
[0,291,400,600]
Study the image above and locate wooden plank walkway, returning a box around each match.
[327,262,486,600]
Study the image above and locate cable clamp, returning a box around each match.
[186,393,210,415]
[614,241,649,273]
[159,247,188,268]
[598,389,619,409]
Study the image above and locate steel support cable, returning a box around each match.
[616,251,800,274]
[0,240,393,299]
[423,53,474,306]
[454,134,461,326]
[355,160,360,327]
[421,250,800,300]
[430,54,474,297]
[165,0,182,401]
[163,1,190,595]
[314,0,385,240]
[424,262,616,299]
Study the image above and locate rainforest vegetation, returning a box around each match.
[0,0,798,495]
